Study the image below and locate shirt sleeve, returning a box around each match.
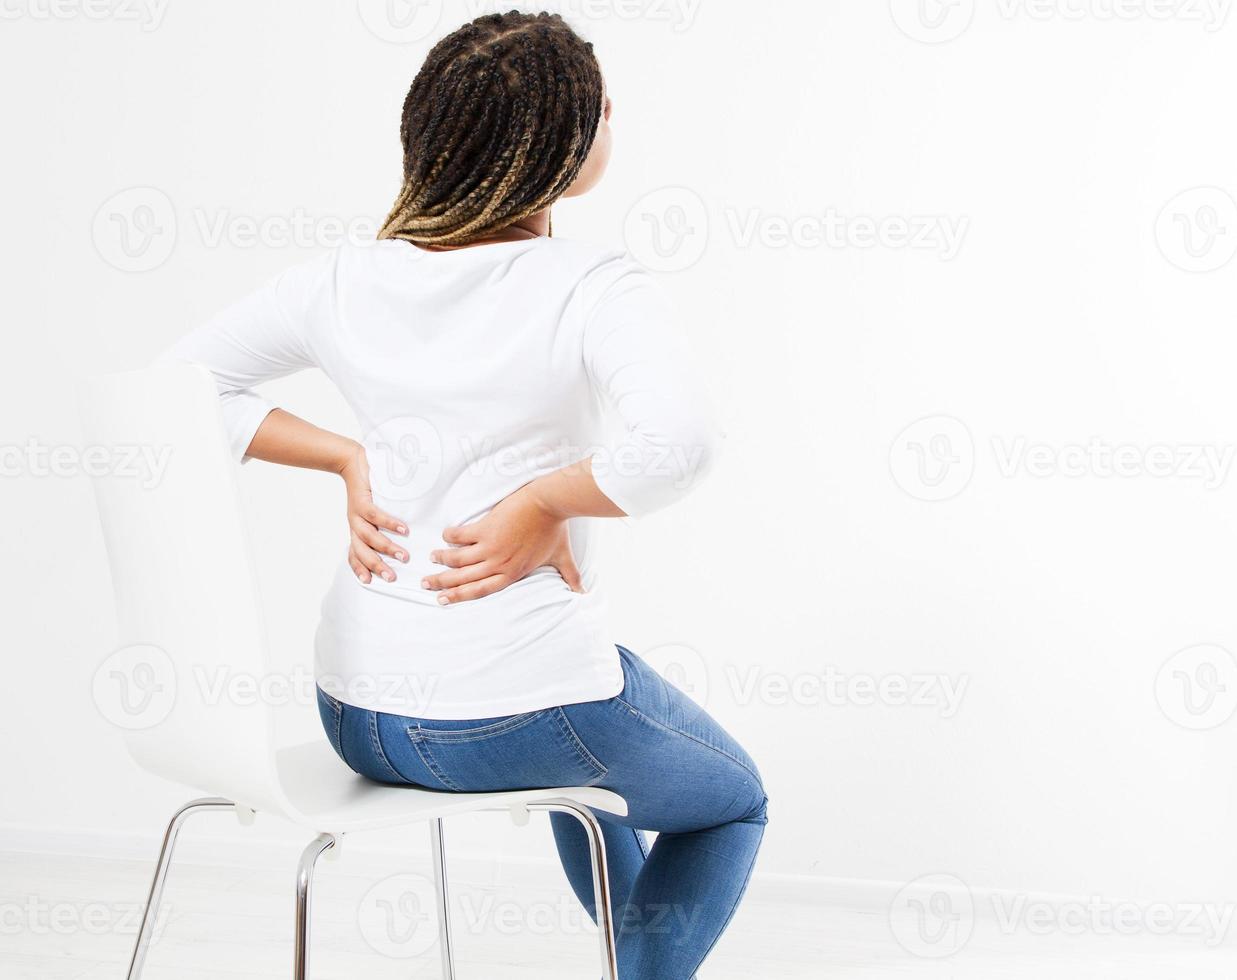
[582,256,723,518]
[154,259,324,462]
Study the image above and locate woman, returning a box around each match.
[160,12,766,978]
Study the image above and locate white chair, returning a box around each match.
[79,365,625,980]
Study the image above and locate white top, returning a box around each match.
[159,237,719,718]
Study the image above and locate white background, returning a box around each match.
[2,0,1237,915]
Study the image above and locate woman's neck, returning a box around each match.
[418,210,550,251]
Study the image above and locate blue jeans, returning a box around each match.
[316,645,767,980]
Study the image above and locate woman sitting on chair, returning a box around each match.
[160,12,767,979]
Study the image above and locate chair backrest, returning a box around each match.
[79,365,289,813]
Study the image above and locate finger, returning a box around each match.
[355,522,408,563]
[429,544,484,568]
[349,554,372,585]
[552,546,585,594]
[353,538,396,582]
[363,504,408,536]
[422,562,495,592]
[437,574,509,605]
[442,523,481,546]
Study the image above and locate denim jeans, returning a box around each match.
[316,645,768,980]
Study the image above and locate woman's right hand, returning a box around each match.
[339,443,409,584]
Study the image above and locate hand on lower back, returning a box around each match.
[422,482,584,604]
[340,446,409,584]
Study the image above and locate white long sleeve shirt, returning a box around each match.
[160,237,719,718]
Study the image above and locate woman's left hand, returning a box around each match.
[422,482,585,604]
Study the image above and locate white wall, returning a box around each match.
[3,0,1236,909]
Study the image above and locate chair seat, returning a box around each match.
[272,739,628,833]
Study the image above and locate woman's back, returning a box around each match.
[162,235,717,719]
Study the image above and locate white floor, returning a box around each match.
[4,847,1236,979]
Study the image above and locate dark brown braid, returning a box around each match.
[378,11,605,246]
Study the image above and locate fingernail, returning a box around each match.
[395,552,407,562]
[382,571,394,582]
[437,594,450,605]
[397,525,408,535]
[421,579,430,589]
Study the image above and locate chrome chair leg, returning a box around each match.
[293,833,337,980]
[126,797,236,980]
[429,818,458,979]
[528,801,619,980]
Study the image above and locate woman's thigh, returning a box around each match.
[562,646,767,835]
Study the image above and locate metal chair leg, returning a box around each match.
[429,818,458,979]
[293,833,337,980]
[527,802,619,980]
[126,797,236,980]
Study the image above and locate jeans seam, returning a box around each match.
[613,695,764,786]
[413,710,546,743]
[407,729,463,791]
[551,708,608,780]
[367,711,405,783]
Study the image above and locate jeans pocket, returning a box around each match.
[407,707,607,792]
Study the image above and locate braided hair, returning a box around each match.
[377,11,605,247]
